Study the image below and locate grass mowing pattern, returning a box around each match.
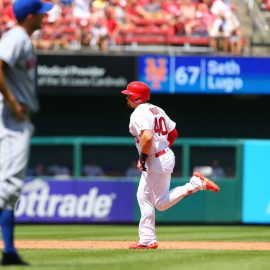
[15,225,270,241]
[13,249,270,270]
[3,225,269,270]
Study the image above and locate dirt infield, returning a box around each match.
[1,241,270,250]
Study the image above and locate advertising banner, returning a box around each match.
[138,55,171,93]
[139,55,270,95]
[243,140,270,224]
[37,55,136,94]
[15,179,135,223]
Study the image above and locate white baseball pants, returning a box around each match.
[137,149,198,245]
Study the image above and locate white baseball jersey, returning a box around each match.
[129,103,176,155]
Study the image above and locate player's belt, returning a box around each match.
[155,148,169,158]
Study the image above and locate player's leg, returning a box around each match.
[148,150,219,211]
[149,171,195,211]
[0,176,24,255]
[1,208,16,254]
[1,203,28,265]
[129,172,158,249]
[153,174,219,211]
[0,126,32,265]
[147,150,193,211]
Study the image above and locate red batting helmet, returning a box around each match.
[121,81,150,104]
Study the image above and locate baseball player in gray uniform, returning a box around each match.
[121,81,220,249]
[0,0,53,265]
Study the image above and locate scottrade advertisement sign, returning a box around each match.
[138,55,270,94]
[15,179,135,223]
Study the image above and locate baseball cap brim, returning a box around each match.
[36,2,53,15]
[13,0,54,21]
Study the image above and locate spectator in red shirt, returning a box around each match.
[1,0,16,32]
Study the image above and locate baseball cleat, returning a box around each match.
[1,252,29,266]
[193,172,220,192]
[129,242,158,249]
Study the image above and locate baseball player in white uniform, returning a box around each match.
[0,0,53,265]
[121,81,220,249]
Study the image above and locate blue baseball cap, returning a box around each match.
[13,0,53,21]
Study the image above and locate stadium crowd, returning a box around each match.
[259,0,270,10]
[0,0,243,54]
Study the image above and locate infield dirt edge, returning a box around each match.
[3,241,270,250]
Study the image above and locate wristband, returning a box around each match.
[140,152,148,162]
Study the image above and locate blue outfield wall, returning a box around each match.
[243,140,270,224]
[14,139,270,224]
[15,177,241,224]
[27,137,244,224]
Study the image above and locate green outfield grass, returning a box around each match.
[4,225,270,270]
[15,224,270,241]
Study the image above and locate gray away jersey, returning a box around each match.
[0,26,39,113]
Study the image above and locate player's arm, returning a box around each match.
[0,60,26,121]
[163,110,178,147]
[138,129,153,172]
[140,129,153,154]
[167,128,178,147]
